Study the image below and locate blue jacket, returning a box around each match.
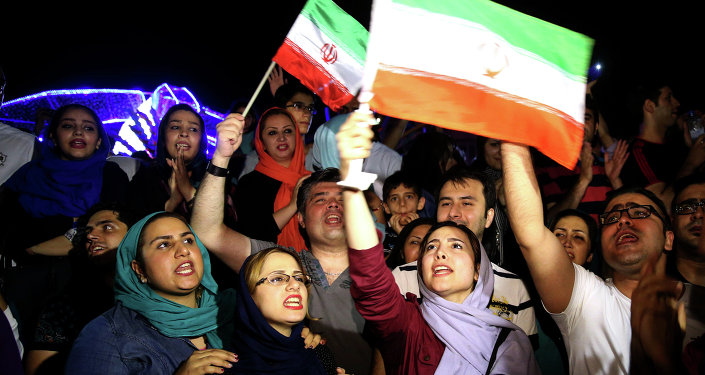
[65,302,202,374]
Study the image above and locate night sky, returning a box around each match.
[3,0,703,138]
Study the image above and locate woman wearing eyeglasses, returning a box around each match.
[227,247,342,374]
[234,108,310,250]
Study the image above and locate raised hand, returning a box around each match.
[214,114,245,161]
[630,254,686,374]
[268,65,287,97]
[604,139,629,189]
[335,111,375,179]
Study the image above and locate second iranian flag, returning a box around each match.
[364,0,594,168]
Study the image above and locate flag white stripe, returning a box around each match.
[286,14,365,93]
[368,2,586,121]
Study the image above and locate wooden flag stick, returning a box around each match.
[241,61,277,118]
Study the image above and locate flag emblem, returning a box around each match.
[321,43,338,64]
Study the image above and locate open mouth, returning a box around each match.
[324,213,342,225]
[432,265,452,277]
[283,295,303,310]
[176,143,191,150]
[89,244,107,255]
[175,262,195,276]
[616,231,638,245]
[70,139,86,148]
[276,143,289,151]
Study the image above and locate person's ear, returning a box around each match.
[297,212,306,229]
[484,207,495,229]
[383,203,391,215]
[586,253,594,264]
[644,99,656,114]
[96,138,102,150]
[664,230,674,251]
[416,196,426,211]
[131,260,147,283]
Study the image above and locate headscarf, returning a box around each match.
[3,106,110,218]
[254,108,311,251]
[419,241,530,374]
[113,212,223,348]
[155,104,208,187]
[229,251,326,374]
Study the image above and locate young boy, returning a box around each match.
[381,171,426,267]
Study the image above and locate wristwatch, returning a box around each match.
[206,161,229,177]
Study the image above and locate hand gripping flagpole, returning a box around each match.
[337,91,378,191]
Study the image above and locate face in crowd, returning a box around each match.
[598,192,673,277]
[297,181,345,247]
[85,210,129,261]
[552,215,593,266]
[437,179,494,241]
[384,184,426,226]
[132,216,204,306]
[672,182,705,254]
[51,106,103,161]
[164,109,203,163]
[419,224,481,304]
[284,91,315,135]
[260,112,297,167]
[247,249,310,337]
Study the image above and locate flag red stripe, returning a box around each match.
[369,68,583,168]
[273,39,353,111]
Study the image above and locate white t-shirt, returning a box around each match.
[0,123,36,185]
[391,260,538,340]
[551,263,631,375]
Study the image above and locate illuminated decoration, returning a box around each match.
[0,83,225,156]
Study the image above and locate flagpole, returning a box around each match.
[241,61,277,118]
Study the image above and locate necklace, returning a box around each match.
[323,270,343,276]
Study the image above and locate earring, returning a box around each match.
[140,277,147,284]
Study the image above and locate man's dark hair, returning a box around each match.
[71,201,139,253]
[602,187,671,232]
[435,165,496,217]
[296,168,341,216]
[273,82,315,108]
[382,170,422,202]
[672,174,705,210]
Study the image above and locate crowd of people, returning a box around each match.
[0,62,704,375]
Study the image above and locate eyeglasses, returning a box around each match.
[255,271,311,287]
[286,102,317,115]
[599,204,664,225]
[674,200,705,215]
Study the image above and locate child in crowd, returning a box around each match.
[381,171,426,268]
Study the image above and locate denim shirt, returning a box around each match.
[65,301,202,374]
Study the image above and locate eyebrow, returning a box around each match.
[447,237,466,244]
[555,227,585,233]
[61,118,97,125]
[149,231,193,245]
[607,202,642,211]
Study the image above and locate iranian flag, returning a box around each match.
[363,0,594,168]
[273,0,368,112]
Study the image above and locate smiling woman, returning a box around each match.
[234,107,311,250]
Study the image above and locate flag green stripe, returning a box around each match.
[301,0,368,65]
[393,0,593,78]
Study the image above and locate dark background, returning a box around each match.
[2,1,703,139]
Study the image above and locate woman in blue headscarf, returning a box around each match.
[228,247,340,375]
[1,103,129,263]
[65,211,238,374]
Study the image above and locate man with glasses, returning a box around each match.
[501,142,674,375]
[667,174,705,286]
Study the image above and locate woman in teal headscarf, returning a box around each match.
[65,211,238,374]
